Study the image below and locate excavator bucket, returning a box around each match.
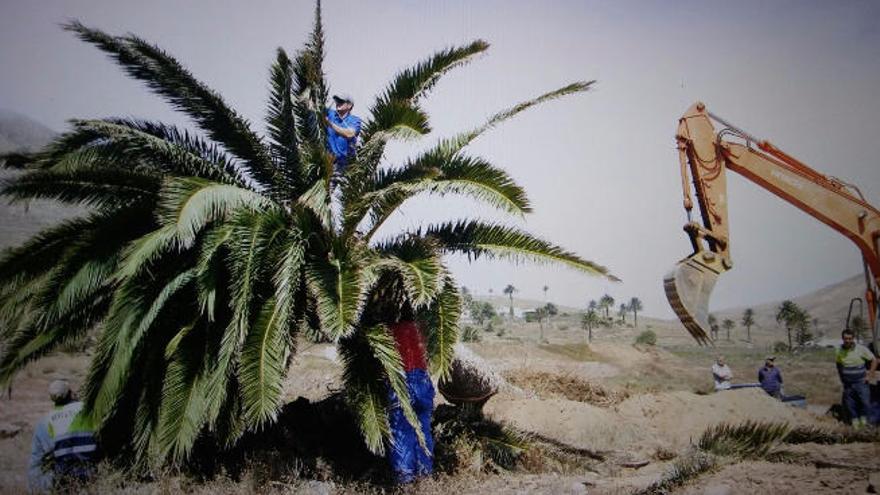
[664,254,724,345]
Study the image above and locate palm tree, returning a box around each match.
[0,4,612,466]
[503,284,517,319]
[722,318,735,341]
[618,303,629,324]
[581,308,600,343]
[776,300,800,351]
[741,308,755,342]
[599,293,614,319]
[542,284,549,302]
[629,297,643,327]
[588,299,598,313]
[708,313,718,340]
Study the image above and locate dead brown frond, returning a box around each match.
[633,450,717,495]
[502,370,628,407]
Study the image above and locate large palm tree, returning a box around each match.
[0,3,614,466]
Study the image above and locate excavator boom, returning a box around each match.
[668,102,880,346]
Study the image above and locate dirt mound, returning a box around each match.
[485,388,833,456]
[503,371,628,407]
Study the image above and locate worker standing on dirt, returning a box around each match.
[28,380,98,493]
[712,355,732,391]
[325,93,361,174]
[757,356,783,399]
[836,329,879,428]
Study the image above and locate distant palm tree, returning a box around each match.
[629,297,643,327]
[581,308,600,343]
[599,293,614,319]
[543,284,549,302]
[776,300,800,350]
[588,299,598,314]
[722,319,735,341]
[708,313,718,340]
[503,284,517,318]
[741,308,755,342]
[0,5,613,466]
[618,303,629,324]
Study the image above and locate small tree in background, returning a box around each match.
[776,300,800,351]
[581,308,600,343]
[722,318,735,341]
[741,308,755,342]
[708,313,718,340]
[618,303,629,325]
[504,284,517,319]
[599,293,614,319]
[629,297,643,327]
[793,308,813,348]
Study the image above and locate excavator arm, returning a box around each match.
[666,102,880,346]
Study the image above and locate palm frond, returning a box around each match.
[374,236,446,309]
[437,81,594,156]
[698,421,791,459]
[2,167,159,210]
[363,324,426,451]
[421,278,460,380]
[371,40,489,111]
[63,21,277,191]
[424,221,619,281]
[156,176,273,248]
[358,154,529,240]
[305,252,369,341]
[338,333,389,455]
[292,0,328,148]
[85,269,195,423]
[265,47,302,197]
[239,297,292,427]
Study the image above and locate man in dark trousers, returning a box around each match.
[758,356,783,399]
[325,93,361,173]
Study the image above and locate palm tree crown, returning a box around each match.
[0,3,613,466]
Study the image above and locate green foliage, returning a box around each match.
[461,325,481,343]
[635,330,657,346]
[634,450,717,495]
[773,341,790,353]
[698,421,790,459]
[0,1,611,468]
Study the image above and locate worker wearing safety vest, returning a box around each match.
[836,329,879,428]
[28,379,98,493]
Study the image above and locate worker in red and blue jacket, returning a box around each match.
[386,320,434,483]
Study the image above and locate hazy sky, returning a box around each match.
[2,0,880,319]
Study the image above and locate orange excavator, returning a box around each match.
[665,102,880,348]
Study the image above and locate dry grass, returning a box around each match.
[502,370,628,407]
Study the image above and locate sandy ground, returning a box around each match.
[1,323,877,494]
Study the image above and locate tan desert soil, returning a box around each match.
[675,458,877,495]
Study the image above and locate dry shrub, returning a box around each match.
[503,371,628,407]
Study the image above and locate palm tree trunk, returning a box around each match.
[747,325,751,342]
[787,326,792,350]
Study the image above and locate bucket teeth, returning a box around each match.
[664,255,723,346]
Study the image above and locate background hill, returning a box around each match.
[0,110,82,250]
[707,274,867,343]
